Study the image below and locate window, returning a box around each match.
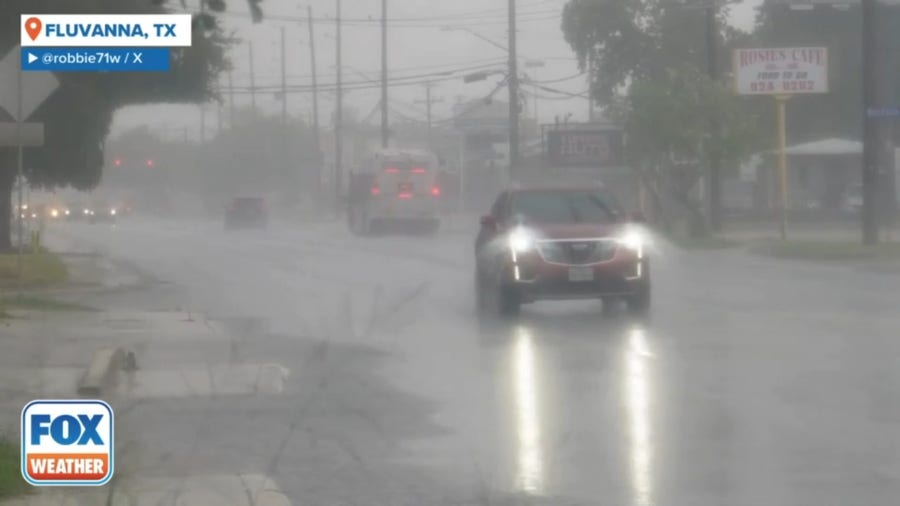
[508,190,621,224]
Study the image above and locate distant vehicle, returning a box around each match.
[224,197,268,230]
[346,148,443,235]
[88,200,118,224]
[474,184,650,316]
[66,202,91,221]
[27,204,44,221]
[46,203,67,220]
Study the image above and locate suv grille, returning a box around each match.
[537,239,617,265]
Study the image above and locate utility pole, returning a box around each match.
[706,1,722,233]
[416,83,444,149]
[199,104,206,143]
[588,55,595,122]
[249,41,257,113]
[217,99,223,134]
[228,70,235,127]
[425,83,433,149]
[308,4,323,213]
[381,0,389,148]
[280,26,287,128]
[508,0,520,182]
[308,5,321,160]
[862,0,879,244]
[335,0,344,215]
[199,0,206,143]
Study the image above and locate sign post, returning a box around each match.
[733,47,829,239]
[775,94,790,240]
[0,45,59,295]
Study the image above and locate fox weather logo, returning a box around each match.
[21,400,114,486]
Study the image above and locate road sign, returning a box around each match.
[545,128,624,168]
[733,47,829,95]
[866,106,900,118]
[0,45,60,121]
[0,122,44,146]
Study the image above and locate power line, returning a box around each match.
[213,6,561,25]
[525,71,585,84]
[213,11,561,29]
[228,58,508,82]
[532,84,590,98]
[229,62,510,93]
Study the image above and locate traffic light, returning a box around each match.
[114,158,122,167]
[146,159,154,167]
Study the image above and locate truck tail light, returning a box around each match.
[431,186,441,196]
[371,186,381,196]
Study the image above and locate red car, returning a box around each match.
[474,185,650,316]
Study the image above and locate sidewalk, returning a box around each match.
[2,474,290,506]
[1,246,294,506]
[720,220,900,243]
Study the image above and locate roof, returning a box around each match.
[777,138,863,156]
[370,148,436,159]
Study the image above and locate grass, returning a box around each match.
[0,251,68,288]
[751,239,900,261]
[0,437,29,499]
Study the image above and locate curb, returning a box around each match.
[77,346,133,397]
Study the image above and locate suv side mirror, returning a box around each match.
[630,211,647,223]
[480,214,497,229]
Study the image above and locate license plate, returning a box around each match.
[398,182,413,192]
[568,266,594,282]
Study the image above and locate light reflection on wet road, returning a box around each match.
[48,219,900,506]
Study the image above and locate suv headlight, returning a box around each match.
[508,227,534,253]
[616,230,645,258]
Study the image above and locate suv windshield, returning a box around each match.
[509,190,621,224]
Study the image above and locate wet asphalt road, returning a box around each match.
[47,218,900,506]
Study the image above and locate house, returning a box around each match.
[756,138,866,214]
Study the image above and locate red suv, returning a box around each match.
[474,185,650,316]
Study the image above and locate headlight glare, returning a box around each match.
[617,230,645,257]
[508,228,534,253]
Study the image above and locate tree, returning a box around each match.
[561,0,746,106]
[0,0,256,250]
[561,0,760,235]
[612,65,762,236]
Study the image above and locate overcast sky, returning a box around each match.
[111,0,764,141]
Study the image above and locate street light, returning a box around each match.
[462,69,507,83]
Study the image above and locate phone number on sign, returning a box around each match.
[749,80,817,93]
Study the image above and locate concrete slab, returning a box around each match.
[116,363,291,399]
[111,474,291,506]
[0,474,290,506]
[0,367,84,398]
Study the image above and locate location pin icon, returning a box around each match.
[25,17,42,41]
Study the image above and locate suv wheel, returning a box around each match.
[625,282,651,315]
[498,285,521,317]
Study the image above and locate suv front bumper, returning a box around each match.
[500,252,648,302]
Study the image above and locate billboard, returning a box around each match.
[545,128,624,168]
[733,47,828,95]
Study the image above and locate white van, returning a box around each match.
[346,148,444,235]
